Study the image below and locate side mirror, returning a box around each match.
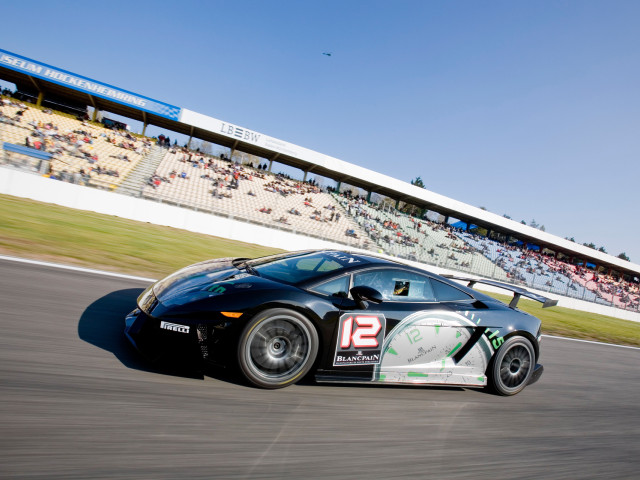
[350,285,383,309]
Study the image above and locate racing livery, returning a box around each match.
[125,250,554,395]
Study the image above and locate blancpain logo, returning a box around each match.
[160,321,190,334]
[335,354,380,364]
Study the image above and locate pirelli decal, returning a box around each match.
[333,313,386,366]
[160,321,190,334]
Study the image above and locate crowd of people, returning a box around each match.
[462,231,639,310]
[143,147,357,237]
[335,192,639,311]
[340,196,423,249]
[1,96,150,185]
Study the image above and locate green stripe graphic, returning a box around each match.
[447,342,463,357]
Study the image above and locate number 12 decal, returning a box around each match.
[334,313,386,366]
[340,315,383,348]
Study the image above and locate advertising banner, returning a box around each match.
[0,49,180,121]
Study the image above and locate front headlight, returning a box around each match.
[138,286,158,314]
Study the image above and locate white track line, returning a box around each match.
[1,254,638,350]
[542,335,640,350]
[0,254,155,282]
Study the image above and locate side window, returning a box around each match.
[353,269,436,301]
[312,276,350,298]
[431,279,473,301]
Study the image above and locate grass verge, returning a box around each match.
[485,292,640,347]
[0,193,638,346]
[0,193,283,278]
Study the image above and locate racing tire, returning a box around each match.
[488,335,535,396]
[238,308,318,389]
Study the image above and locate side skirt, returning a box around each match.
[315,373,486,387]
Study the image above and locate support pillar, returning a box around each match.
[395,199,400,209]
[91,108,98,122]
[36,91,44,107]
[336,181,341,192]
[268,160,273,173]
[141,121,148,136]
[229,139,239,161]
[366,191,372,203]
[303,170,308,182]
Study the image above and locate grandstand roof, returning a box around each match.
[1,48,638,276]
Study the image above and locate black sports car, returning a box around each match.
[125,250,555,395]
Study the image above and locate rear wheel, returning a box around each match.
[488,336,535,396]
[238,308,318,389]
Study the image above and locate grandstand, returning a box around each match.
[1,48,638,314]
[137,147,369,247]
[333,194,509,280]
[0,97,150,189]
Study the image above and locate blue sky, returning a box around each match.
[2,1,639,262]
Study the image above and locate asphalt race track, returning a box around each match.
[1,258,639,479]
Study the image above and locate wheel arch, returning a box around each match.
[504,329,540,362]
[236,305,321,388]
[486,331,538,396]
[242,301,327,368]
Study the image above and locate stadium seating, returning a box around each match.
[140,149,370,248]
[332,193,638,311]
[454,231,640,308]
[333,194,509,280]
[0,97,150,189]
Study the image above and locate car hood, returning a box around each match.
[153,257,253,306]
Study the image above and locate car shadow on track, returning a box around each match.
[77,288,204,380]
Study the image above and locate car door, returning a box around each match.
[315,267,445,381]
[369,275,492,385]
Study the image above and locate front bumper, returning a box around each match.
[124,308,197,361]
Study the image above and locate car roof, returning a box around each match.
[293,248,423,278]
[314,249,410,270]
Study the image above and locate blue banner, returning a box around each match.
[0,49,181,121]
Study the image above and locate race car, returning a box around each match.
[125,249,555,395]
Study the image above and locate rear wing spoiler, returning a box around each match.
[443,275,559,309]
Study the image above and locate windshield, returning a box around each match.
[250,251,355,285]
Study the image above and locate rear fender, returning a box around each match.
[487,330,541,375]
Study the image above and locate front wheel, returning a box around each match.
[238,308,318,389]
[488,336,535,396]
